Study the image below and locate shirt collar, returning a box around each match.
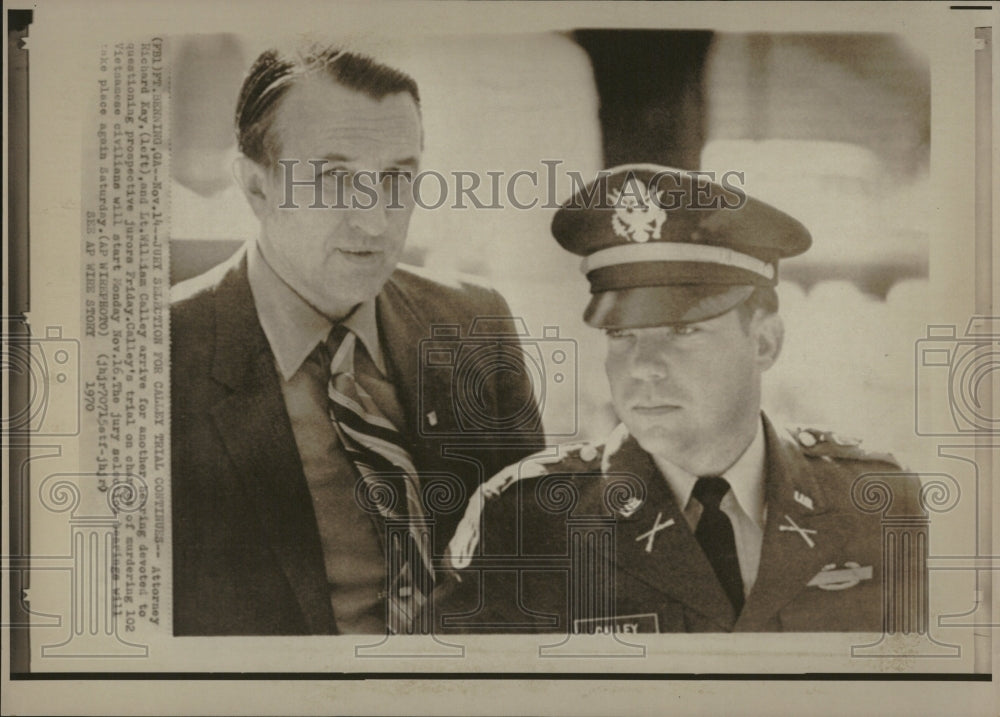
[247,240,387,380]
[722,416,766,527]
[651,415,767,528]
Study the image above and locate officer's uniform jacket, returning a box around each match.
[443,414,922,633]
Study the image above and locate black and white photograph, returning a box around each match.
[3,1,997,715]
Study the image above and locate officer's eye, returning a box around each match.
[667,324,699,336]
[605,328,634,340]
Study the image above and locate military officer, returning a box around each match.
[441,165,922,633]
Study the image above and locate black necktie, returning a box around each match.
[693,476,744,614]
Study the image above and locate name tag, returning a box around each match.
[573,613,659,634]
[807,564,873,591]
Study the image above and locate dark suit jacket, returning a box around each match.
[442,415,924,632]
[170,247,544,635]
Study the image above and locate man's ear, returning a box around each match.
[233,155,271,221]
[754,311,784,372]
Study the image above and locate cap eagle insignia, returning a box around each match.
[609,179,667,243]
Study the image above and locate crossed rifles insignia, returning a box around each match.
[635,512,819,552]
[635,511,675,553]
[778,514,817,548]
[630,498,872,593]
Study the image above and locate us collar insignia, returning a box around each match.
[793,490,814,510]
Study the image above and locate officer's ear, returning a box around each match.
[753,311,784,372]
[233,155,273,221]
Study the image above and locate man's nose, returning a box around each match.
[628,336,669,380]
[348,198,389,236]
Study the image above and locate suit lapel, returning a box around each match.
[376,274,463,479]
[607,437,737,630]
[375,276,431,441]
[208,252,335,634]
[735,416,859,631]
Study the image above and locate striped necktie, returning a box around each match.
[326,325,434,633]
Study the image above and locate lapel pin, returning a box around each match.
[635,511,675,553]
[779,514,817,548]
[426,411,438,427]
[793,490,814,510]
[620,496,642,518]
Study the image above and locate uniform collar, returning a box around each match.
[247,240,387,381]
[651,415,767,528]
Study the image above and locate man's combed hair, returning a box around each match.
[235,44,421,166]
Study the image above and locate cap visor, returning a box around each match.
[584,285,755,329]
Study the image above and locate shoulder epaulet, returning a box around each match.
[788,427,903,468]
[478,442,602,498]
[445,441,603,570]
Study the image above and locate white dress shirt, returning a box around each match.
[651,417,767,597]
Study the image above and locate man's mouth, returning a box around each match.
[631,404,681,416]
[336,248,382,262]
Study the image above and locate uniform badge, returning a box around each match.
[778,514,817,548]
[610,178,667,243]
[620,496,643,518]
[573,613,660,634]
[793,490,814,510]
[807,562,873,591]
[635,511,675,552]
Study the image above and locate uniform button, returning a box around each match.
[578,444,598,462]
[797,430,817,447]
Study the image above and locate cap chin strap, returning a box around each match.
[581,242,776,281]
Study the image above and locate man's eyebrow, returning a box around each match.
[313,154,419,168]
[319,154,353,164]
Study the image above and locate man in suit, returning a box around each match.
[171,45,543,635]
[443,165,923,633]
